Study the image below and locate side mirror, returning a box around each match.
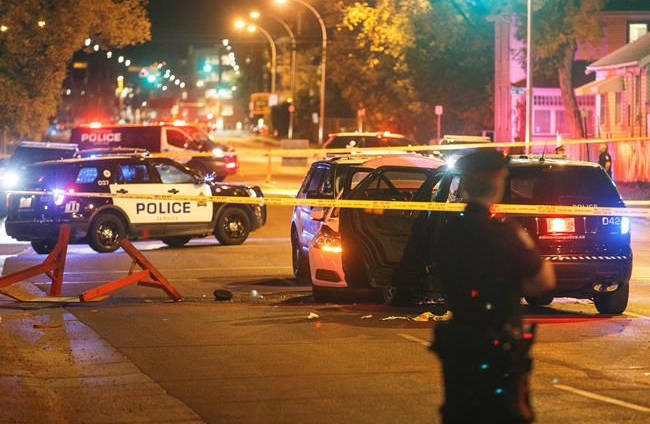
[310,208,326,221]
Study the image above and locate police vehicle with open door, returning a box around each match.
[6,156,265,253]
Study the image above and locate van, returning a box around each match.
[70,124,238,181]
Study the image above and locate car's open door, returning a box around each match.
[339,166,439,289]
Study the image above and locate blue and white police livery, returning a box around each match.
[5,156,265,253]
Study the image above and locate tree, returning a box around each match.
[0,0,150,143]
[513,0,605,138]
[328,0,495,139]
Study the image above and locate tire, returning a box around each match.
[161,236,192,248]
[382,285,413,306]
[215,206,250,245]
[291,228,310,282]
[525,295,554,307]
[594,283,629,314]
[88,212,127,253]
[31,240,55,255]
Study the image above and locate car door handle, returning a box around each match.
[116,189,128,194]
[168,189,179,194]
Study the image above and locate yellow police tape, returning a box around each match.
[150,136,650,158]
[9,190,650,219]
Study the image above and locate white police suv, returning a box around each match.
[5,156,265,253]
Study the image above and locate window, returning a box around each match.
[447,176,464,203]
[358,170,429,202]
[305,167,327,193]
[154,162,195,184]
[555,111,570,134]
[628,22,648,43]
[599,94,607,126]
[75,167,98,184]
[117,163,151,184]
[166,129,192,149]
[615,92,622,124]
[534,110,551,134]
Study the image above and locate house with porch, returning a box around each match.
[577,32,650,182]
[494,6,650,146]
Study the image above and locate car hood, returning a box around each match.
[209,182,263,197]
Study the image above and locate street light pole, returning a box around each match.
[252,12,297,138]
[525,0,533,154]
[255,26,278,94]
[277,0,327,145]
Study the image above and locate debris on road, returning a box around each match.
[307,312,320,320]
[361,315,373,319]
[33,323,62,329]
[412,311,453,322]
[213,289,233,301]
[382,316,409,321]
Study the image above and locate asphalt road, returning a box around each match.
[1,148,650,423]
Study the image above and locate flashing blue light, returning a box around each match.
[147,74,157,83]
[203,63,213,73]
[621,217,630,235]
[495,388,504,395]
[480,363,489,370]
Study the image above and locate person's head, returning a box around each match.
[457,150,509,207]
[599,144,608,153]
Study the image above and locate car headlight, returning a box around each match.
[313,226,342,254]
[621,217,630,235]
[212,148,225,158]
[3,171,20,189]
[247,188,257,198]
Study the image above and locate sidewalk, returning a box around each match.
[0,295,204,423]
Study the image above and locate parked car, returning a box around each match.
[6,156,265,253]
[1,141,79,216]
[339,155,632,313]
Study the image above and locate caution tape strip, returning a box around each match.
[149,136,650,158]
[9,190,650,219]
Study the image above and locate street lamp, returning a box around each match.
[275,0,327,145]
[235,20,277,94]
[250,10,298,138]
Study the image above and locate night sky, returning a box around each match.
[124,0,275,69]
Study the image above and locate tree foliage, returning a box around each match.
[327,0,495,139]
[0,0,150,141]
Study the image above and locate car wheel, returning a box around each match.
[524,295,554,307]
[594,283,629,314]
[31,240,55,255]
[161,236,192,248]
[291,228,310,282]
[215,206,250,245]
[88,213,126,253]
[382,285,412,306]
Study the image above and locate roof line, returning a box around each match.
[587,60,640,72]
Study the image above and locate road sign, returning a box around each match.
[435,105,444,116]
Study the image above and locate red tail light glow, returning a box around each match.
[546,217,575,233]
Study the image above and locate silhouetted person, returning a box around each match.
[598,144,612,178]
[430,150,555,423]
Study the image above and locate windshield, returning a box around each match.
[11,146,76,165]
[505,166,623,207]
[326,136,413,149]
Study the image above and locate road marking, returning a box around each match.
[625,311,650,319]
[397,333,430,347]
[553,384,650,413]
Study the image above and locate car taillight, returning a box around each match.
[546,217,575,233]
[225,155,238,170]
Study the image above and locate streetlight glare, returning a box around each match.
[247,24,257,33]
[275,0,288,4]
[250,11,261,20]
[0,25,8,32]
[37,20,46,28]
[234,19,246,29]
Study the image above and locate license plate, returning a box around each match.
[19,197,32,208]
[546,217,576,233]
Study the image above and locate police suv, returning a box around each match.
[5,156,265,253]
[340,155,632,314]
